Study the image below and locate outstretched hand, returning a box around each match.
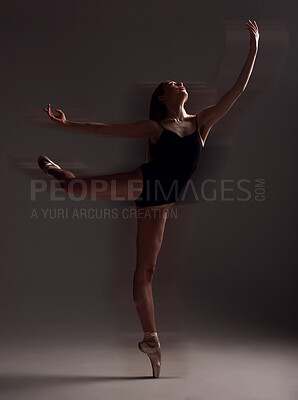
[245,20,259,50]
[43,104,66,125]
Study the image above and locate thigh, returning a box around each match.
[135,203,174,269]
[66,166,144,200]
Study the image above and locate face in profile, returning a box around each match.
[158,81,188,105]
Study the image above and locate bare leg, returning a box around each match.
[133,203,174,347]
[39,158,143,201]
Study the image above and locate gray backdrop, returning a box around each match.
[1,0,297,345]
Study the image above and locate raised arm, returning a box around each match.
[198,20,260,145]
[43,104,156,139]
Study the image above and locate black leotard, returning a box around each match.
[135,115,203,207]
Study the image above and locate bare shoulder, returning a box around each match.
[194,106,216,147]
[131,119,161,141]
[127,119,161,143]
[146,120,163,144]
[196,105,216,127]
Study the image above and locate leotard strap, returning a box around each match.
[157,120,165,130]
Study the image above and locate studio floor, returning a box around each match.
[0,331,297,400]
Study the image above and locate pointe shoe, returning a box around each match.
[138,332,161,378]
[38,155,62,177]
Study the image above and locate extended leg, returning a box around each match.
[38,155,143,201]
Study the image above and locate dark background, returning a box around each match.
[1,0,297,345]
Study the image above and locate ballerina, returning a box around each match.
[39,20,259,378]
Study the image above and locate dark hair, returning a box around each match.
[149,82,167,121]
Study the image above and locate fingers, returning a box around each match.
[246,20,258,33]
[43,103,50,114]
[43,103,55,119]
[43,104,65,123]
[246,21,255,32]
[252,20,258,30]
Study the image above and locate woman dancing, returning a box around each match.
[38,20,259,378]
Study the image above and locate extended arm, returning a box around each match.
[64,119,152,138]
[43,104,155,139]
[198,20,260,142]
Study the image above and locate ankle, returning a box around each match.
[143,331,159,345]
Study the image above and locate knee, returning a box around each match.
[134,263,156,283]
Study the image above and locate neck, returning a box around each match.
[166,104,188,122]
